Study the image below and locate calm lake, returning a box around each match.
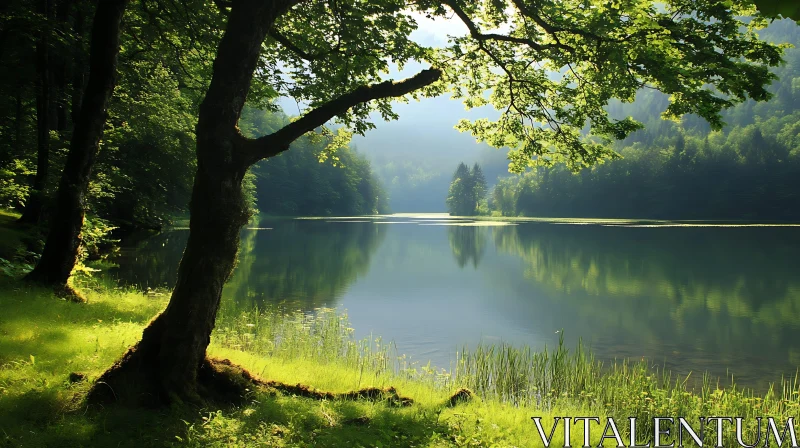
[109,214,800,392]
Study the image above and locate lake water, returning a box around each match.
[109,214,800,392]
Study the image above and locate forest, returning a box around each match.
[0,38,386,230]
[242,108,388,217]
[488,19,800,220]
[1,0,799,447]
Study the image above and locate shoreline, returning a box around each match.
[1,279,798,446]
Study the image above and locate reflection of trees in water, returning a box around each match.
[447,226,488,269]
[225,221,386,310]
[111,220,386,312]
[491,223,800,384]
[110,231,189,288]
[494,224,800,321]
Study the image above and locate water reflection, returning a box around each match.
[111,219,386,310]
[226,220,385,309]
[109,216,800,390]
[490,223,800,388]
[447,226,488,268]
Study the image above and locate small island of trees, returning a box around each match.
[445,162,487,216]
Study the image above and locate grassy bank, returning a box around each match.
[1,283,798,447]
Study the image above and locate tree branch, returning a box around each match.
[245,68,442,162]
[268,29,339,61]
[441,0,572,53]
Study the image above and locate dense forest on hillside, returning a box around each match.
[367,146,508,212]
[242,109,388,216]
[489,19,800,220]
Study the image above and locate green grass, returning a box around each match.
[453,340,799,444]
[1,284,799,447]
[0,283,594,447]
[211,305,800,446]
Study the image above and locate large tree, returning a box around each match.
[24,0,128,298]
[90,0,784,405]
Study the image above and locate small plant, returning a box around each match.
[0,257,34,278]
[78,216,119,262]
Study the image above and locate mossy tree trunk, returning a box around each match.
[25,0,128,297]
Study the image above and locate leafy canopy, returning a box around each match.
[264,0,784,173]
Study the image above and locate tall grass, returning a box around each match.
[214,306,458,391]
[456,336,800,445]
[214,306,800,445]
[214,307,394,375]
[454,334,799,408]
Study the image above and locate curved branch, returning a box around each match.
[441,0,573,53]
[268,29,340,61]
[245,68,442,163]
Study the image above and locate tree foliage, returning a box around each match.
[430,0,783,172]
[753,0,800,21]
[0,0,389,231]
[489,18,800,220]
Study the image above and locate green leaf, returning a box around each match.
[753,0,800,20]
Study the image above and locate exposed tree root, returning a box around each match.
[261,379,414,407]
[203,358,414,407]
[89,343,414,408]
[54,283,87,303]
[447,388,474,407]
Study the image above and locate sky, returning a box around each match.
[275,9,498,165]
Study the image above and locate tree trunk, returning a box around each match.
[70,3,86,128]
[54,0,75,133]
[25,0,128,297]
[9,86,24,165]
[89,0,295,405]
[18,0,53,225]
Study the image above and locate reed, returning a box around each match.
[215,307,800,445]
